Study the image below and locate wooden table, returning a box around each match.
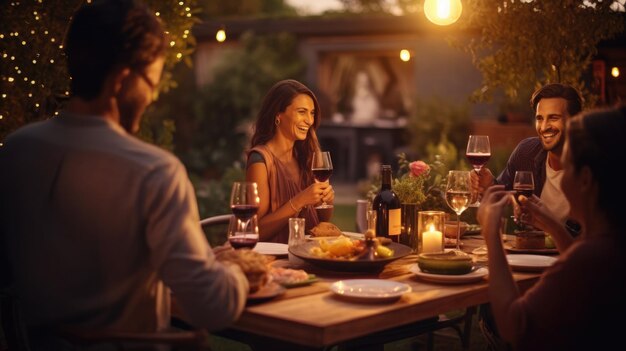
[216,236,543,350]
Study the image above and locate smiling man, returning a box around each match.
[471,83,583,226]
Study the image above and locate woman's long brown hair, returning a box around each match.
[250,79,321,185]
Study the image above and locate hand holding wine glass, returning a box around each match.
[512,171,535,229]
[312,151,333,209]
[466,135,491,206]
[445,170,472,252]
[229,181,260,249]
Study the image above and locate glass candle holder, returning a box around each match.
[417,211,445,254]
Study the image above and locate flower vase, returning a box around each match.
[400,203,419,250]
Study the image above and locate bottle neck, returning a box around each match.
[381,167,392,190]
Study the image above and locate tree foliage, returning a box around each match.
[200,0,296,18]
[169,31,306,176]
[0,0,199,144]
[459,0,625,106]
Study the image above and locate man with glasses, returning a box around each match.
[0,0,248,347]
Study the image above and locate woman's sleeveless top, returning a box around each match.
[248,145,320,243]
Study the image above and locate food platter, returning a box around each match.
[306,231,364,241]
[288,241,412,272]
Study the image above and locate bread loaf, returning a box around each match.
[310,222,342,237]
[216,249,271,292]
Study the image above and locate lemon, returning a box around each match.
[376,245,394,258]
[545,234,556,249]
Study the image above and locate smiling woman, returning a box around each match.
[246,79,335,243]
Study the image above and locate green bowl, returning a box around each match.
[417,251,473,275]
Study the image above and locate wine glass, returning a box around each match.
[228,214,259,250]
[229,181,260,249]
[513,171,535,229]
[312,151,333,209]
[445,170,472,252]
[466,135,491,206]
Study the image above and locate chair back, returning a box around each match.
[200,214,233,247]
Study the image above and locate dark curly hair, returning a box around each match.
[64,0,166,100]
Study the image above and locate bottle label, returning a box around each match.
[388,208,401,235]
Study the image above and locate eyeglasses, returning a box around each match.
[132,68,159,102]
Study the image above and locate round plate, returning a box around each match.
[504,243,558,255]
[247,282,286,303]
[409,264,488,284]
[253,242,288,256]
[506,254,557,272]
[329,279,411,301]
[289,241,412,272]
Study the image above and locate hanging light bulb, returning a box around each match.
[611,67,620,78]
[400,49,411,62]
[216,27,226,43]
[424,0,463,26]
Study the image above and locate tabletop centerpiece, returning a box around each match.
[368,152,449,248]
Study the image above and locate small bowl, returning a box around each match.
[417,251,473,275]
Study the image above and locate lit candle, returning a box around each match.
[422,224,443,253]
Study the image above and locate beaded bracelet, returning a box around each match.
[289,199,301,213]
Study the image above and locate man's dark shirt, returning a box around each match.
[496,137,546,196]
[496,137,580,236]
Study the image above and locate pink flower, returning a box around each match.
[409,161,429,178]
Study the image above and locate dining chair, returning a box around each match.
[58,327,210,351]
[199,214,233,248]
[1,289,211,351]
[199,214,233,228]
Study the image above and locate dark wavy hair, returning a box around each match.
[567,104,626,231]
[250,79,321,185]
[64,0,166,100]
[530,83,584,117]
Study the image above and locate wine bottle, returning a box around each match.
[372,164,401,242]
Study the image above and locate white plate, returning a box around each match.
[329,279,411,301]
[253,242,288,256]
[409,265,488,284]
[506,254,557,272]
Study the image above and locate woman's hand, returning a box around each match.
[292,181,332,209]
[322,184,334,205]
[477,185,512,240]
[517,195,563,235]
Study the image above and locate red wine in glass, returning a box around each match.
[229,182,260,249]
[230,204,259,221]
[513,184,534,204]
[466,153,491,171]
[312,168,333,182]
[312,151,334,209]
[229,235,258,249]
